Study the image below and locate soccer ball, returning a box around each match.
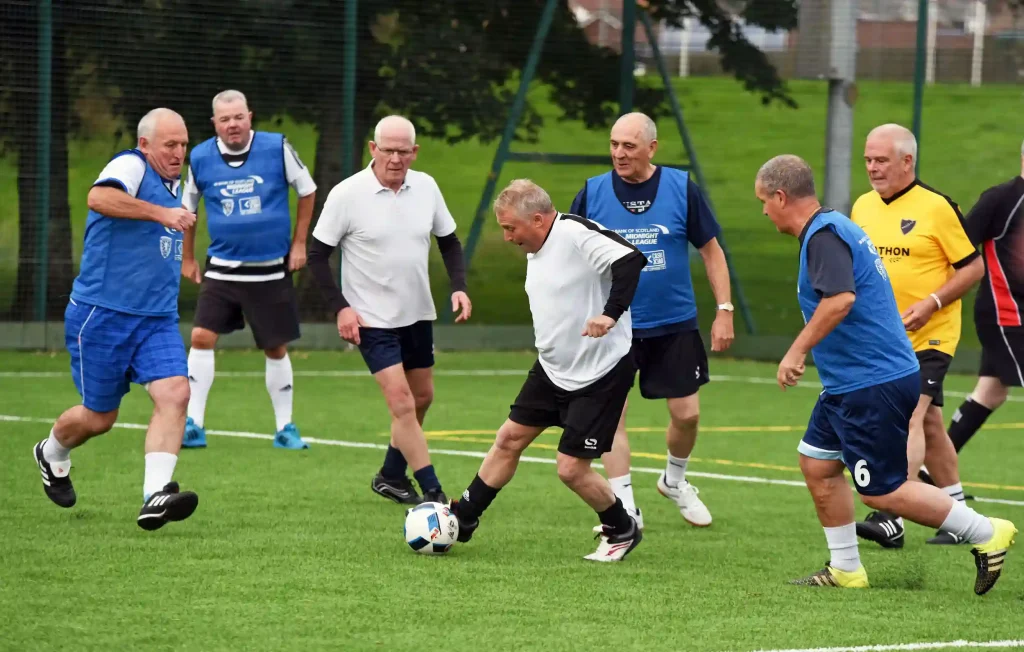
[404,501,459,555]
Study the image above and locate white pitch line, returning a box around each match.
[753,640,1024,652]
[1,369,1021,403]
[5,414,1024,506]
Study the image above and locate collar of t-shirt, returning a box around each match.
[217,130,255,167]
[612,165,662,214]
[368,160,411,193]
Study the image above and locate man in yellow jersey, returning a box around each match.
[851,123,984,548]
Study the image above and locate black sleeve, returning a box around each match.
[964,186,1008,246]
[569,186,587,217]
[806,230,856,298]
[603,250,648,321]
[434,232,467,293]
[307,236,349,316]
[685,179,722,248]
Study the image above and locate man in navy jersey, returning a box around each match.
[570,112,734,530]
[757,154,1015,593]
[33,108,201,531]
[181,90,316,451]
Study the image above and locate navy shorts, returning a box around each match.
[357,320,434,374]
[65,300,188,413]
[798,371,919,496]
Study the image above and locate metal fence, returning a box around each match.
[2,0,1023,353]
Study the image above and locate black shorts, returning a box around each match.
[631,329,709,399]
[193,275,300,350]
[357,320,434,374]
[978,324,1024,387]
[508,354,635,459]
[916,349,953,406]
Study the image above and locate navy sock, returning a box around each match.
[380,445,408,480]
[948,397,993,452]
[413,464,441,493]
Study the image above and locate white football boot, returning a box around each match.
[657,473,712,527]
[584,521,643,562]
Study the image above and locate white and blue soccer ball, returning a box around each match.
[404,502,459,555]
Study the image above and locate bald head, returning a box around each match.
[136,107,188,181]
[610,112,658,183]
[864,123,918,198]
[375,115,416,145]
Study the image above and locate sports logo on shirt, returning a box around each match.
[160,236,172,259]
[901,219,916,235]
[240,197,262,215]
[221,199,235,216]
[875,258,888,280]
[215,175,264,197]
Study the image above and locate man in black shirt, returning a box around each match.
[941,142,1024,459]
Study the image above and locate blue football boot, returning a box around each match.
[182,417,207,449]
[273,423,309,450]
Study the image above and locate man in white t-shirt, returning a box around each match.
[447,179,648,562]
[308,115,472,506]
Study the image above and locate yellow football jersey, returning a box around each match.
[851,180,979,356]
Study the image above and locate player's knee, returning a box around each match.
[264,345,287,360]
[85,408,119,435]
[190,328,218,349]
[384,387,417,420]
[494,422,531,455]
[412,386,434,412]
[151,377,191,413]
[974,386,1008,410]
[669,407,699,431]
[556,455,587,487]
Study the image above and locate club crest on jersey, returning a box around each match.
[221,198,235,216]
[160,236,172,259]
[900,219,916,235]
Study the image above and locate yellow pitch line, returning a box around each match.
[421,425,804,436]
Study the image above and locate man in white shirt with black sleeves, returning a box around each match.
[308,115,472,507]
[447,178,648,562]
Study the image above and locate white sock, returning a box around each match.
[609,474,636,513]
[42,429,71,463]
[824,523,861,572]
[665,453,689,488]
[265,354,294,432]
[143,452,178,500]
[943,482,966,502]
[187,348,215,427]
[939,500,995,544]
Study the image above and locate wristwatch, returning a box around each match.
[717,302,734,312]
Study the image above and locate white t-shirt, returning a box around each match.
[182,131,316,280]
[526,214,636,391]
[95,153,180,197]
[312,162,458,328]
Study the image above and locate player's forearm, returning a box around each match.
[789,293,855,355]
[182,224,197,262]
[932,257,984,307]
[87,186,162,222]
[699,237,732,305]
[307,236,350,316]
[603,251,647,320]
[435,233,468,293]
[293,193,315,246]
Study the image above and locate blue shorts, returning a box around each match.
[357,320,434,375]
[65,300,188,413]
[798,371,919,496]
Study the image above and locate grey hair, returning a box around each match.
[868,123,917,161]
[137,107,184,140]
[614,111,657,144]
[493,179,555,219]
[756,154,817,200]
[374,115,416,145]
[212,89,248,113]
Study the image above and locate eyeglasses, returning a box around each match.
[376,147,415,158]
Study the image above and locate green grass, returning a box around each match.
[2,78,1023,340]
[1,350,1023,651]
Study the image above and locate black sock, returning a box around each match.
[457,474,500,521]
[380,445,408,480]
[413,464,441,493]
[948,397,993,452]
[598,497,633,534]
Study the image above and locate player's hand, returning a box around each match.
[337,307,366,345]
[158,207,196,232]
[581,315,616,338]
[777,349,806,390]
[451,291,472,323]
[711,310,735,352]
[288,240,307,272]
[901,298,938,331]
[180,258,201,284]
